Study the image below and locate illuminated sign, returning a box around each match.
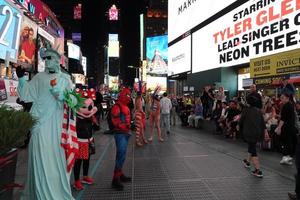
[16,0,35,15]
[146,76,167,92]
[14,0,63,37]
[146,35,168,75]
[109,5,118,21]
[108,76,119,91]
[168,35,191,76]
[67,42,80,60]
[0,0,22,61]
[108,34,119,57]
[74,3,81,20]
[250,49,300,78]
[72,32,81,42]
[168,0,237,41]
[192,0,300,73]
[72,73,86,85]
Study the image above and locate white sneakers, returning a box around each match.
[280,156,293,165]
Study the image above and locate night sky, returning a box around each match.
[43,0,148,87]
[81,0,147,87]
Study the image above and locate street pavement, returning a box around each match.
[14,121,296,200]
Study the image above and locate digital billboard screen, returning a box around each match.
[168,35,191,76]
[168,0,237,42]
[67,42,80,60]
[146,35,168,75]
[192,0,300,73]
[146,76,167,92]
[18,16,38,70]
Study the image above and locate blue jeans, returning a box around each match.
[114,133,130,170]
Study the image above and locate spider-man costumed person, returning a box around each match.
[111,87,132,190]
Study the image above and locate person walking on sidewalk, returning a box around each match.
[111,88,132,191]
[239,95,269,178]
[160,92,172,135]
[275,93,297,165]
[170,94,178,125]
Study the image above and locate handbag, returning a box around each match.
[88,138,96,155]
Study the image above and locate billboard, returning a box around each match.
[168,0,237,41]
[37,27,55,72]
[192,0,300,73]
[0,0,22,62]
[108,76,119,92]
[14,0,64,38]
[146,76,167,92]
[146,35,168,75]
[250,49,300,78]
[168,35,191,76]
[73,73,86,85]
[109,5,118,21]
[18,16,38,70]
[67,42,80,60]
[72,33,81,42]
[74,3,82,20]
[108,34,119,57]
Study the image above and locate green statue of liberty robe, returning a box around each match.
[18,49,74,200]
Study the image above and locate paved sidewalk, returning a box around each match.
[14,123,296,200]
[78,125,296,200]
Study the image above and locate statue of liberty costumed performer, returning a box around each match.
[17,47,76,200]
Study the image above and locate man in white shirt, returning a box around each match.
[160,92,173,134]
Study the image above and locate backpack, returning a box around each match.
[107,103,123,131]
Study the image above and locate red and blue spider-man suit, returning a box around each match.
[111,87,132,191]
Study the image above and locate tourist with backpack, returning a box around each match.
[110,88,132,191]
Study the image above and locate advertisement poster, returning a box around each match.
[72,73,86,85]
[146,35,168,75]
[250,49,300,78]
[4,79,18,103]
[108,76,119,92]
[0,78,7,101]
[18,16,38,70]
[168,35,191,76]
[0,0,22,62]
[67,42,80,60]
[37,27,55,72]
[192,0,300,73]
[146,76,167,92]
[168,0,236,41]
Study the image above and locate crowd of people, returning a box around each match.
[15,52,300,200]
[154,81,299,200]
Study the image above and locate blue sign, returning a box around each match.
[0,0,22,61]
[146,35,168,75]
[72,32,81,42]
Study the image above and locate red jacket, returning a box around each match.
[111,102,131,133]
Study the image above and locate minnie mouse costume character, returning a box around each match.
[73,97,98,191]
[111,87,132,191]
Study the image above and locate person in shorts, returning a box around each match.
[239,95,269,178]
